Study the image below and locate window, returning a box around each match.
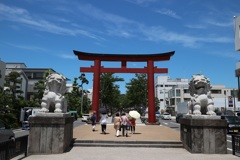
[176,89,181,96]
[25,72,32,79]
[184,89,189,93]
[176,98,181,104]
[211,90,221,94]
[33,72,44,79]
[184,98,190,102]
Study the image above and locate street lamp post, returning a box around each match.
[224,90,227,115]
[81,86,84,114]
[233,89,236,112]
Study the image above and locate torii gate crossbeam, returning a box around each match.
[74,50,175,124]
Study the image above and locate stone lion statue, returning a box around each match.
[187,74,216,115]
[39,73,67,113]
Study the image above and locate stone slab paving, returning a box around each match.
[73,123,180,141]
[19,147,239,160]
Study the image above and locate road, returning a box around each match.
[159,118,233,154]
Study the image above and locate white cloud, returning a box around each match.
[0,3,100,40]
[207,51,240,60]
[5,43,48,52]
[204,19,233,27]
[0,2,233,50]
[60,54,76,59]
[155,8,181,19]
[185,24,206,29]
[141,26,232,47]
[125,0,157,5]
[76,3,134,26]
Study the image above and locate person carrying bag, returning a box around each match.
[113,112,121,137]
[121,112,129,137]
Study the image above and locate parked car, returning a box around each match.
[221,115,240,134]
[0,119,15,142]
[82,114,91,122]
[176,113,184,123]
[68,110,79,120]
[156,112,161,118]
[20,107,41,130]
[162,113,171,120]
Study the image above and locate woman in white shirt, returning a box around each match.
[100,113,108,134]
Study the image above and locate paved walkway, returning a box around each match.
[14,118,239,160]
[73,123,180,141]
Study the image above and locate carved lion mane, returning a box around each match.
[40,73,67,113]
[188,74,216,115]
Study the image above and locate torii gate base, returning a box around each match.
[74,50,174,124]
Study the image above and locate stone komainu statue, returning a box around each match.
[187,74,216,115]
[40,73,67,113]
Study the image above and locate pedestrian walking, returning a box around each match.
[91,111,97,131]
[121,112,129,137]
[113,112,121,137]
[129,117,136,134]
[99,113,108,134]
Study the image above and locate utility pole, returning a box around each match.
[79,73,89,114]
[81,86,84,114]
[224,90,227,115]
[233,89,236,112]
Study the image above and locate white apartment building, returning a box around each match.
[155,76,240,114]
[168,85,240,114]
[155,76,189,112]
[4,62,57,100]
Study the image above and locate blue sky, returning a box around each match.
[0,0,240,93]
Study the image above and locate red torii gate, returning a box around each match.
[74,50,174,123]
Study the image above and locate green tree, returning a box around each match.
[125,73,148,115]
[3,71,25,128]
[0,87,15,125]
[155,97,160,112]
[78,73,89,114]
[65,73,90,116]
[65,77,81,113]
[118,93,131,113]
[100,73,124,114]
[23,69,55,107]
[31,79,45,107]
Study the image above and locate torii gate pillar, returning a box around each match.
[92,59,100,114]
[74,50,175,124]
[147,60,155,123]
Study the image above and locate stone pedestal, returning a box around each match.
[180,115,227,154]
[28,113,74,154]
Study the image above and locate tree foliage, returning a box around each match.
[125,73,148,114]
[65,73,90,116]
[124,73,160,115]
[29,69,55,107]
[1,71,26,128]
[100,73,124,114]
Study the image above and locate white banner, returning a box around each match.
[234,16,240,51]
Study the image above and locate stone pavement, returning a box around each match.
[15,118,239,160]
[73,123,180,141]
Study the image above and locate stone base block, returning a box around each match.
[180,115,227,154]
[28,114,74,154]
